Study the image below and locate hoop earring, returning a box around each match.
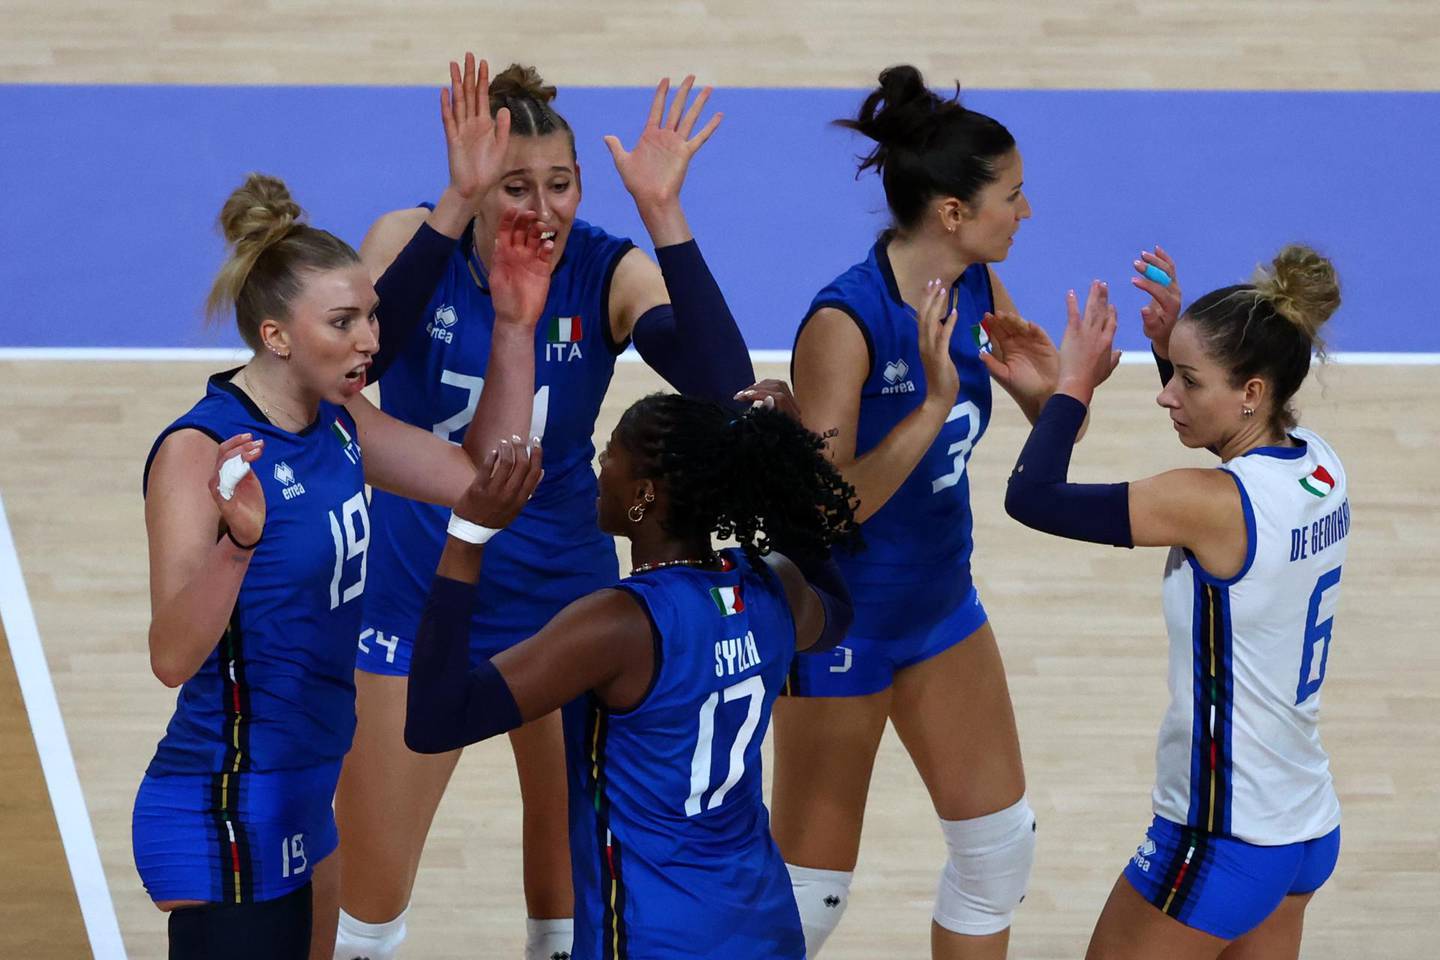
[1242,406,1255,418]
[628,503,646,523]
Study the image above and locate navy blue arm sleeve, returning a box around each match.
[630,240,755,405]
[1004,394,1135,548]
[370,222,459,383]
[788,549,854,654]
[1154,346,1175,387]
[404,574,523,753]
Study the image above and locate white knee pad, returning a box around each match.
[334,905,408,960]
[787,862,853,958]
[525,917,574,960]
[934,796,1037,937]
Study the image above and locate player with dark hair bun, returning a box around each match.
[772,64,1067,959]
[1005,247,1346,959]
[336,54,756,960]
[401,384,858,960]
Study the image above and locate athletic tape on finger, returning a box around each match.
[217,454,251,501]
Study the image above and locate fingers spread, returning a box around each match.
[646,77,670,130]
[666,75,695,130]
[679,84,712,138]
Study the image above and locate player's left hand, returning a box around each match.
[489,209,555,328]
[441,53,511,202]
[979,310,1061,405]
[734,379,802,421]
[455,438,544,531]
[1057,281,1122,404]
[604,75,722,211]
[1133,244,1183,360]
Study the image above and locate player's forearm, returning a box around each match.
[460,324,536,467]
[147,537,253,687]
[633,196,692,248]
[839,399,949,523]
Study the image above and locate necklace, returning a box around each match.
[630,555,721,576]
[239,368,307,431]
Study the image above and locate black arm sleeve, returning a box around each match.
[1154,346,1175,387]
[370,222,461,383]
[786,549,854,654]
[630,239,755,406]
[404,574,523,753]
[1004,394,1135,548]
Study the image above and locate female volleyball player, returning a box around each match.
[335,60,753,960]
[1006,249,1346,960]
[402,383,858,960]
[773,65,1061,959]
[133,70,558,957]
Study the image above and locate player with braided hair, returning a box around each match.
[402,382,857,959]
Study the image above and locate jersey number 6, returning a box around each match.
[1296,565,1342,705]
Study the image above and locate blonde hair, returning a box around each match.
[1185,244,1341,432]
[205,173,358,351]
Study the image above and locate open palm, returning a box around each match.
[489,210,555,327]
[442,53,512,202]
[604,75,722,209]
[979,311,1061,403]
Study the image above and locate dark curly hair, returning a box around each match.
[615,394,860,562]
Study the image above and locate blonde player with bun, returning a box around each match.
[134,57,560,958]
[337,58,754,960]
[1004,246,1348,959]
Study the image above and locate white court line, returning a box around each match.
[0,493,127,960]
[0,347,1436,365]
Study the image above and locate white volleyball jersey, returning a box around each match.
[1153,428,1349,845]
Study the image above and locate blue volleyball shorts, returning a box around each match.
[132,760,341,904]
[782,586,988,697]
[1123,815,1341,940]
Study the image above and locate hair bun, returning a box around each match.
[217,172,303,252]
[857,64,948,149]
[1252,244,1341,349]
[490,63,558,104]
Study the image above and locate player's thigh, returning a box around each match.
[887,622,1025,820]
[1218,893,1312,960]
[770,688,892,871]
[307,850,340,960]
[335,671,461,884]
[1085,874,1226,960]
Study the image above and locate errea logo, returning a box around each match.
[428,305,458,344]
[881,358,916,395]
[1132,838,1157,873]
[273,461,307,500]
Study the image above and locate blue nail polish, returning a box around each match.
[1143,264,1172,287]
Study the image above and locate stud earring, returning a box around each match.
[1242,406,1255,418]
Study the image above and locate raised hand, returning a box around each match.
[442,53,512,202]
[210,433,265,547]
[734,378,803,421]
[1132,245,1182,360]
[917,279,962,411]
[1057,281,1122,404]
[489,209,555,328]
[978,310,1061,405]
[454,438,544,531]
[604,75,722,239]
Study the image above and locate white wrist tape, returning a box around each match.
[217,454,251,501]
[447,513,501,545]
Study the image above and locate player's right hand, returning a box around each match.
[1132,245,1182,359]
[1057,281,1122,401]
[441,52,511,202]
[916,278,961,412]
[455,437,544,531]
[211,433,265,547]
[489,209,555,329]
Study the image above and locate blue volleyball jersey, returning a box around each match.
[363,218,634,645]
[565,550,804,960]
[801,240,994,635]
[141,371,370,774]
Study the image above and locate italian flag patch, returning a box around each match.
[1300,465,1335,498]
[972,318,992,353]
[547,316,583,343]
[331,419,353,446]
[709,585,744,616]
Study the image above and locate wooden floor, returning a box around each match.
[2,1,1437,956]
[0,360,1436,959]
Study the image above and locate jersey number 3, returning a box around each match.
[931,401,981,493]
[685,675,764,817]
[1296,565,1342,704]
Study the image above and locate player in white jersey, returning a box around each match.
[1001,244,1346,959]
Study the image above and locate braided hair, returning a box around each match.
[615,394,860,561]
